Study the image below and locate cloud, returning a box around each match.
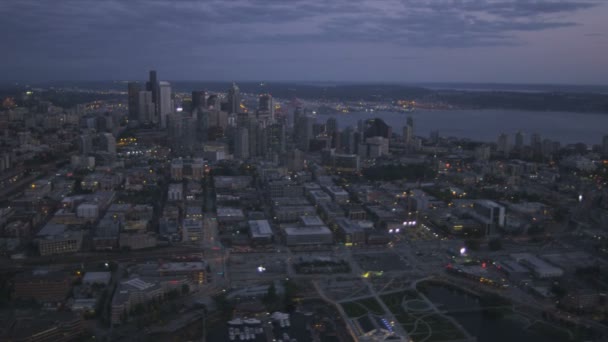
[0,0,604,80]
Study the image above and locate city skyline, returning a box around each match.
[1,0,608,84]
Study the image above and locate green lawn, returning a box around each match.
[341,297,385,317]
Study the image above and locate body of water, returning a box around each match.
[421,285,570,342]
[324,109,608,145]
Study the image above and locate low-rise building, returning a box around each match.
[249,220,273,244]
[36,223,83,256]
[511,253,564,279]
[13,270,71,303]
[284,226,333,246]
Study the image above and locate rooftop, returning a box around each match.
[284,226,332,236]
[249,220,273,237]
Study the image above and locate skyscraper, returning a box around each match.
[234,127,249,159]
[258,94,274,120]
[137,91,154,123]
[158,81,173,129]
[100,133,116,155]
[267,122,286,154]
[403,116,414,145]
[326,118,338,149]
[146,70,160,123]
[294,115,314,152]
[228,83,241,114]
[206,94,220,109]
[192,90,206,110]
[127,82,140,121]
[364,118,391,139]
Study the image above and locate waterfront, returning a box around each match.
[326,109,608,145]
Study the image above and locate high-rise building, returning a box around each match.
[364,118,391,139]
[78,134,93,156]
[267,122,286,154]
[146,70,160,122]
[497,133,511,156]
[258,94,274,120]
[100,133,116,155]
[403,116,414,144]
[127,82,140,121]
[326,118,339,149]
[340,126,356,154]
[168,113,196,154]
[206,94,220,109]
[228,82,241,114]
[137,91,154,123]
[192,90,207,110]
[294,115,314,152]
[287,149,304,171]
[158,81,173,129]
[602,135,608,156]
[234,127,249,159]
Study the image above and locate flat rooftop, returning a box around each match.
[284,226,332,236]
[300,215,325,226]
[249,220,273,237]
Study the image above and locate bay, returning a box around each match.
[323,109,608,145]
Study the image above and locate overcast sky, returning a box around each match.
[1,0,607,84]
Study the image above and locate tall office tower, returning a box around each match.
[497,133,511,156]
[515,131,524,150]
[258,93,273,111]
[146,70,159,103]
[194,108,209,142]
[287,149,304,171]
[364,118,391,139]
[192,90,206,110]
[158,81,173,129]
[258,93,274,120]
[234,126,249,159]
[167,113,182,151]
[294,115,314,152]
[168,113,196,154]
[127,82,140,121]
[340,126,356,154]
[246,119,261,158]
[100,133,116,155]
[206,94,220,109]
[228,82,241,114]
[182,116,197,152]
[326,117,338,135]
[146,70,160,121]
[267,122,286,154]
[78,134,93,155]
[137,91,154,123]
[313,123,326,137]
[403,116,414,144]
[326,118,339,149]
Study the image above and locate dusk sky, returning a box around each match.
[1,0,608,84]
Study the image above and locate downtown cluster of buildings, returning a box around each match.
[0,72,608,340]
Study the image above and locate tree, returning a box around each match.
[488,238,502,251]
[464,238,481,251]
[263,282,278,306]
[181,284,190,295]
